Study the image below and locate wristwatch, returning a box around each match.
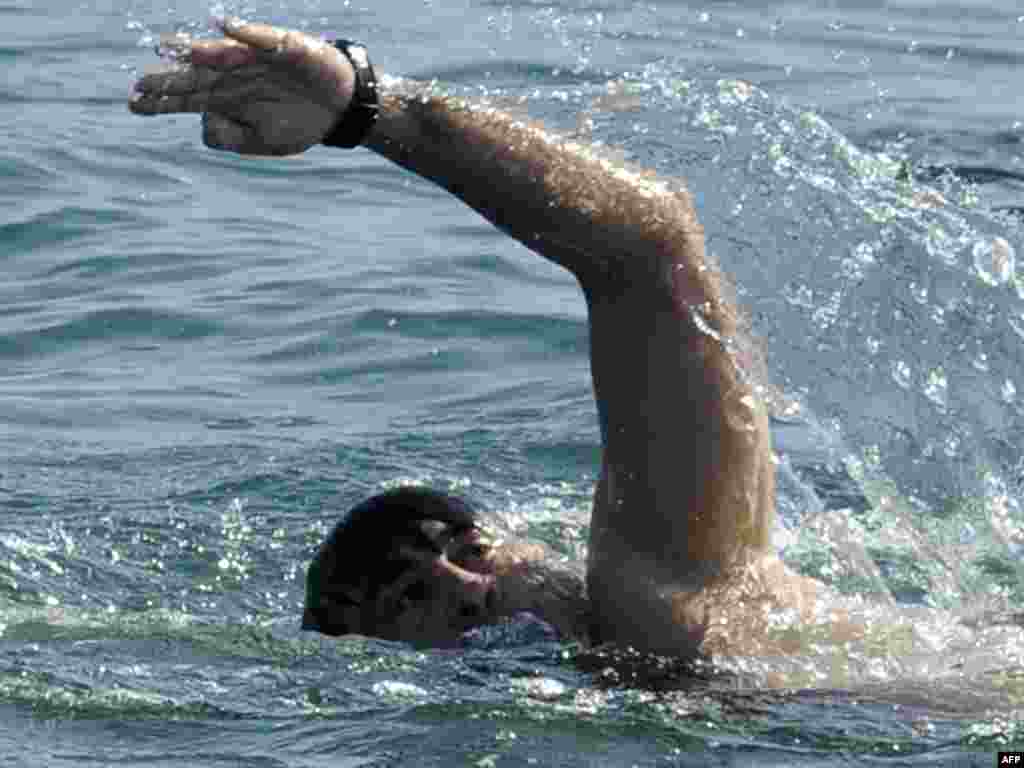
[322,40,379,149]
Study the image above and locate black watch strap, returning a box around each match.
[322,40,378,149]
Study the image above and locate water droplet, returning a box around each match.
[891,360,912,389]
[852,241,878,265]
[783,282,814,309]
[959,521,976,544]
[944,434,960,458]
[718,79,754,104]
[864,444,882,469]
[1003,379,1017,403]
[373,681,428,697]
[698,11,711,23]
[774,156,794,177]
[924,224,956,264]
[910,281,928,304]
[1008,313,1024,341]
[923,367,948,409]
[840,257,864,280]
[972,236,1015,286]
[512,677,567,700]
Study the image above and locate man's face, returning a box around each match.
[352,523,500,648]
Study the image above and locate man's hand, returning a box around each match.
[129,18,356,156]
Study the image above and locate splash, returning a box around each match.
[973,236,1016,286]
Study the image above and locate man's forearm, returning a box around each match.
[363,83,721,315]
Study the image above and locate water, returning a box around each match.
[2,0,1023,764]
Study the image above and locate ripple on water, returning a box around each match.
[0,206,157,259]
[0,306,225,362]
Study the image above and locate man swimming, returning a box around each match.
[130,18,824,658]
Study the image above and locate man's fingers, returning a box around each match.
[217,18,329,71]
[133,65,221,98]
[130,66,217,115]
[130,62,274,116]
[219,18,305,55]
[187,38,259,70]
[130,87,213,115]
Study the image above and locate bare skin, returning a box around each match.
[130,19,824,657]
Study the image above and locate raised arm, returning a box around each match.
[130,20,784,656]
[365,85,777,653]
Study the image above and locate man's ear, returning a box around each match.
[302,582,365,635]
[301,604,321,631]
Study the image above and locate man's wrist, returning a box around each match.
[322,40,378,149]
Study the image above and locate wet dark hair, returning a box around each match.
[302,486,479,636]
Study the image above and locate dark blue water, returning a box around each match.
[2,0,1023,764]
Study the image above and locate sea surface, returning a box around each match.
[2,0,1024,764]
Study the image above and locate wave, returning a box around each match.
[0,306,224,360]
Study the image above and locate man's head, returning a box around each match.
[302,486,499,648]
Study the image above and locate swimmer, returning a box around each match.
[130,19,825,658]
